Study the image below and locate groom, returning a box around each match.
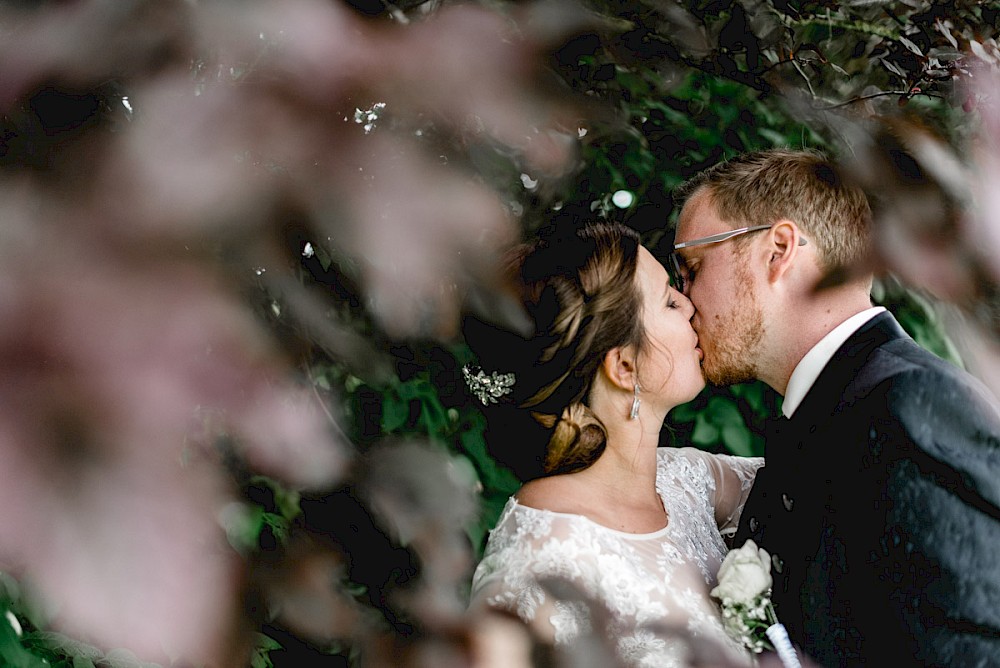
[669,148,1000,666]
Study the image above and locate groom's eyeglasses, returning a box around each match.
[667,224,808,294]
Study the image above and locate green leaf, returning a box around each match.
[721,423,754,457]
[415,395,449,435]
[264,478,302,522]
[738,382,765,414]
[669,401,698,423]
[380,393,410,433]
[691,413,721,446]
[458,423,519,496]
[758,128,790,147]
[254,633,282,653]
[24,631,103,661]
[1,624,48,668]
[250,633,281,668]
[220,503,265,553]
[261,511,290,543]
[706,396,744,427]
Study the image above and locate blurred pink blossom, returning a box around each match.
[0,0,578,663]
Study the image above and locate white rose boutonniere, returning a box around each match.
[711,540,801,668]
[713,540,772,603]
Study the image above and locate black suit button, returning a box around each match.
[772,553,785,574]
[782,493,794,511]
[749,516,759,533]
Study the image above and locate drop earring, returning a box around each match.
[629,382,641,420]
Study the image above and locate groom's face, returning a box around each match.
[673,190,764,386]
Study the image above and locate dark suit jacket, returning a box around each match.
[735,312,1000,667]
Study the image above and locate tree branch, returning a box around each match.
[780,15,900,40]
[812,89,945,110]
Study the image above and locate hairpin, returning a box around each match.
[462,365,515,405]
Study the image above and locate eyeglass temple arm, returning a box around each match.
[673,225,808,250]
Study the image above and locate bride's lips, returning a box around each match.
[695,337,703,360]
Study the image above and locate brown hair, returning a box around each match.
[463,222,644,478]
[676,148,872,272]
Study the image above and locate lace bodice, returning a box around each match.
[470,447,764,667]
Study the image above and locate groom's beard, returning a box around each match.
[701,263,764,387]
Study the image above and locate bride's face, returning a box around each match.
[633,248,706,409]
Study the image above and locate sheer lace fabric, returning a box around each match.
[470,447,764,667]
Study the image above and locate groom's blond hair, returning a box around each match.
[677,148,872,274]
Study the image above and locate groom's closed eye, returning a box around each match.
[676,259,696,291]
[682,264,696,287]
[667,253,691,293]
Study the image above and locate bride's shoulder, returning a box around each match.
[515,474,590,516]
[656,447,717,489]
[656,446,709,465]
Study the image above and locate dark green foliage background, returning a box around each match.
[0,0,986,665]
[317,57,968,567]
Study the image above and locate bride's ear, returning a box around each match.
[601,346,638,391]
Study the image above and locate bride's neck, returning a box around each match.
[583,387,670,497]
[580,421,661,498]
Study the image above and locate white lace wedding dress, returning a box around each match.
[470,447,764,667]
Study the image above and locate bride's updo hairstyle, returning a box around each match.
[462,222,645,480]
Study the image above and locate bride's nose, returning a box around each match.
[677,289,695,319]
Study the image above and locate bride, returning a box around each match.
[463,222,763,667]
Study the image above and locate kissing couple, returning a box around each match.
[463,148,1000,667]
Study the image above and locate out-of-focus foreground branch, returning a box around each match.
[1,0,999,666]
[0,0,580,664]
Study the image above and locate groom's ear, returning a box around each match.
[765,219,804,283]
[601,346,637,391]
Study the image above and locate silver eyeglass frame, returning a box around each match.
[674,224,777,250]
[669,224,807,293]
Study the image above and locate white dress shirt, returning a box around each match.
[781,306,887,418]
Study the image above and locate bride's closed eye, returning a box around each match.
[665,285,685,310]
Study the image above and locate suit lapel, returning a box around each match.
[789,312,909,426]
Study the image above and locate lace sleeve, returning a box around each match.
[469,502,598,645]
[700,452,764,538]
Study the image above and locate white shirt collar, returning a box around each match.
[781,306,887,418]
